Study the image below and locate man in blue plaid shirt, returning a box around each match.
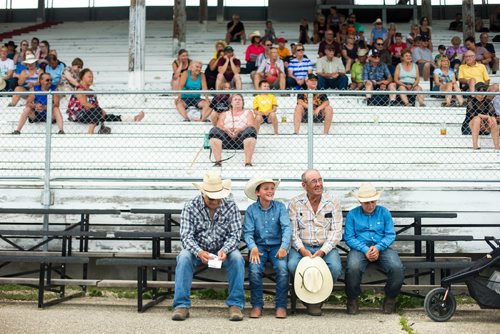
[171,171,245,321]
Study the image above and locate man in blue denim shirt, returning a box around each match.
[171,171,245,321]
[243,177,291,319]
[344,183,404,315]
[363,49,397,104]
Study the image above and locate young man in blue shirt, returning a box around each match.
[344,183,404,315]
[243,177,291,319]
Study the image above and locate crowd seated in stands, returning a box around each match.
[363,49,397,105]
[226,14,246,45]
[253,80,278,134]
[11,72,64,135]
[433,57,464,108]
[317,44,348,90]
[286,43,313,90]
[171,49,190,90]
[293,74,333,135]
[477,32,498,75]
[244,31,264,74]
[393,48,425,107]
[216,46,242,90]
[254,47,285,90]
[67,68,144,134]
[176,60,211,122]
[208,94,257,167]
[9,53,42,107]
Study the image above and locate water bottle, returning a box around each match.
[203,133,209,149]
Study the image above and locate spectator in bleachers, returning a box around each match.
[370,19,388,46]
[458,50,498,93]
[44,54,65,87]
[263,20,276,43]
[4,41,17,60]
[434,44,446,64]
[463,82,499,150]
[389,33,407,66]
[37,40,50,69]
[59,57,83,92]
[243,176,291,319]
[66,68,144,135]
[418,16,433,50]
[254,47,285,90]
[299,18,311,45]
[171,170,245,322]
[475,16,489,33]
[490,6,500,32]
[384,23,397,48]
[276,37,290,61]
[433,57,464,107]
[477,32,499,75]
[287,43,313,90]
[0,46,16,92]
[411,36,434,81]
[253,80,279,135]
[317,44,348,90]
[176,60,211,122]
[293,74,333,135]
[171,49,191,90]
[11,72,64,135]
[449,13,463,32]
[349,48,368,90]
[244,31,265,74]
[206,49,224,90]
[13,40,29,70]
[216,46,242,90]
[464,36,492,69]
[363,49,397,105]
[406,24,420,47]
[393,49,425,107]
[209,94,257,167]
[347,13,363,33]
[313,15,328,44]
[446,36,467,72]
[252,39,273,80]
[30,37,40,58]
[356,26,368,50]
[341,35,358,74]
[213,40,226,59]
[369,38,393,73]
[226,14,246,45]
[9,54,42,107]
[318,29,341,58]
[209,81,231,126]
[327,6,341,41]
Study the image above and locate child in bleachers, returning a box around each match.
[434,45,446,64]
[263,20,276,43]
[253,80,278,135]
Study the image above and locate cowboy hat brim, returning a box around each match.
[294,257,333,304]
[193,179,231,199]
[350,190,382,202]
[244,177,280,201]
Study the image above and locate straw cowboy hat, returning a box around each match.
[22,54,38,65]
[249,31,261,39]
[351,183,382,203]
[214,40,227,49]
[193,171,232,199]
[294,257,333,304]
[244,177,280,201]
[0,77,6,91]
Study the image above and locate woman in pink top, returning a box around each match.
[208,94,257,167]
[245,31,265,73]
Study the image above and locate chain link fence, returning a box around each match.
[0,89,499,185]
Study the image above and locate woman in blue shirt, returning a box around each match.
[243,177,291,319]
[175,60,211,122]
[344,183,404,315]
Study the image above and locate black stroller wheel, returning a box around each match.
[424,287,456,322]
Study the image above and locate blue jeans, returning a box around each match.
[345,248,404,299]
[248,245,289,309]
[287,245,342,281]
[172,249,245,309]
[317,75,348,90]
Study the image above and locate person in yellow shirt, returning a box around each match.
[458,50,499,93]
[253,80,279,134]
[276,37,291,61]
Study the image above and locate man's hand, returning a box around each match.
[217,249,227,262]
[34,103,45,112]
[365,246,379,262]
[198,250,212,264]
[275,248,288,260]
[249,247,263,264]
[312,250,325,258]
[299,247,313,257]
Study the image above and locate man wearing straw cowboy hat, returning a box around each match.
[344,183,404,315]
[171,171,245,321]
[287,169,343,316]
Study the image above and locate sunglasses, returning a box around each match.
[376,43,384,46]
[265,44,272,46]
[297,49,304,51]
[43,78,52,82]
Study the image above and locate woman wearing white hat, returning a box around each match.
[344,183,404,315]
[9,52,42,107]
[243,177,291,318]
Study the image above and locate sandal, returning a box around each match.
[213,161,222,167]
[57,130,65,134]
[245,163,253,167]
[98,125,111,134]
[11,130,20,135]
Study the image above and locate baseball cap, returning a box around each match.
[224,46,234,52]
[277,37,287,43]
[475,82,488,92]
[307,73,318,80]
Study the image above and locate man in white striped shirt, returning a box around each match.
[286,43,313,89]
